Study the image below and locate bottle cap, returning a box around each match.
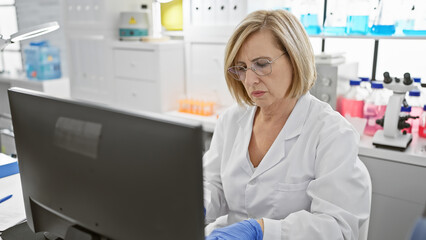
[409,90,421,97]
[371,82,383,89]
[29,40,48,47]
[413,77,421,83]
[401,106,412,112]
[349,79,361,86]
[423,105,426,111]
[359,77,370,82]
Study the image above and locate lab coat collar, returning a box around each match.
[280,92,312,140]
[235,92,312,180]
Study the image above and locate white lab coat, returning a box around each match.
[203,92,371,240]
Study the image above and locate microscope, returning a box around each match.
[372,72,417,150]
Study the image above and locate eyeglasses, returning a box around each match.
[227,52,286,81]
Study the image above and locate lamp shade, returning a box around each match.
[10,22,59,42]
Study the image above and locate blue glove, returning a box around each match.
[206,219,263,240]
[411,218,426,240]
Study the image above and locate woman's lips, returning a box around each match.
[251,91,266,98]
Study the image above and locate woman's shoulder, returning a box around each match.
[307,95,359,139]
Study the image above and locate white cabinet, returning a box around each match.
[358,136,426,240]
[112,41,185,113]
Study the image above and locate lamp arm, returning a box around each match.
[0,37,12,51]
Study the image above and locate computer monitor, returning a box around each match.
[8,88,205,240]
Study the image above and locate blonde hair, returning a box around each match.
[224,10,317,106]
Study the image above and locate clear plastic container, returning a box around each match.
[419,105,426,138]
[363,82,388,136]
[370,0,396,35]
[406,90,423,133]
[400,106,412,133]
[338,79,368,118]
[346,0,371,35]
[299,0,322,35]
[323,0,347,35]
[403,0,426,36]
[24,41,61,80]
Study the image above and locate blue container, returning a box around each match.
[370,24,396,35]
[323,26,347,35]
[301,14,322,35]
[24,41,62,80]
[346,15,369,35]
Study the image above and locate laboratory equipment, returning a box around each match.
[370,0,396,35]
[323,0,347,35]
[373,72,416,150]
[24,41,62,80]
[8,87,204,240]
[119,6,150,40]
[346,0,370,35]
[400,106,412,133]
[418,105,426,138]
[364,81,387,136]
[312,62,358,110]
[338,79,368,118]
[406,90,422,133]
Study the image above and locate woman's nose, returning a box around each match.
[244,68,259,86]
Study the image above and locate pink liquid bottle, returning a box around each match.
[406,90,423,134]
[339,79,367,118]
[363,81,388,136]
[418,105,426,138]
[400,106,412,134]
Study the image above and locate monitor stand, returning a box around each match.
[64,225,100,240]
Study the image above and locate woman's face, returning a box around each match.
[235,29,293,108]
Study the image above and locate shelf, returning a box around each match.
[309,34,426,40]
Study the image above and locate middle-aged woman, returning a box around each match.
[203,9,371,240]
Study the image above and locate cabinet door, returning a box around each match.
[359,155,426,240]
[113,49,156,81]
[115,77,160,113]
[68,35,112,104]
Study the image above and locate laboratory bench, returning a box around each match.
[0,73,70,115]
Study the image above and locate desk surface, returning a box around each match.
[0,154,26,233]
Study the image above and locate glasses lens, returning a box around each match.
[252,59,272,76]
[228,66,245,81]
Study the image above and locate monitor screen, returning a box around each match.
[8,88,204,240]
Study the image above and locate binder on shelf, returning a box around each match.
[215,0,230,25]
[191,0,203,25]
[229,0,246,25]
[203,0,216,25]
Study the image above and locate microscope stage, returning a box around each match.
[372,130,412,151]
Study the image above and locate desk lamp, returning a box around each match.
[142,0,173,41]
[0,22,59,51]
[0,22,59,73]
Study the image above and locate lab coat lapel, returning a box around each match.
[231,106,257,177]
[250,93,312,180]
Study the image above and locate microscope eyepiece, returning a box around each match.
[403,72,413,85]
[383,71,392,84]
